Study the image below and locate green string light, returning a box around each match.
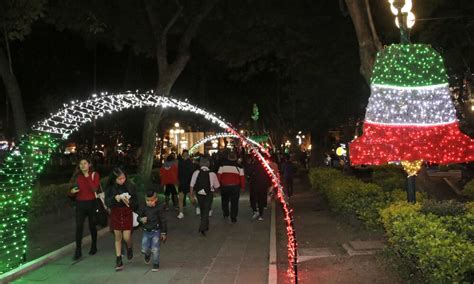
[371,44,447,87]
[0,133,57,274]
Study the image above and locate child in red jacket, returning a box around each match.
[160,154,178,210]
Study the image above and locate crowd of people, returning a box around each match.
[68,150,298,271]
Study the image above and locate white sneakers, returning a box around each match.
[177,212,184,219]
[258,216,264,221]
[252,211,259,220]
[196,207,201,215]
[209,210,213,217]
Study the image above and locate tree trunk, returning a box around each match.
[345,0,380,84]
[0,45,27,137]
[139,0,219,185]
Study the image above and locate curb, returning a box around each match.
[268,200,277,284]
[0,227,110,284]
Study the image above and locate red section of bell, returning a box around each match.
[350,121,474,165]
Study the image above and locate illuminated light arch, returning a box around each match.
[0,92,298,282]
[188,132,266,155]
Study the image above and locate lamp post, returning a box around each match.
[388,0,416,44]
[388,0,418,203]
[170,122,185,154]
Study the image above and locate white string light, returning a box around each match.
[32,92,231,139]
[188,132,266,154]
[365,84,456,125]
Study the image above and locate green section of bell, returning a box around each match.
[371,44,448,87]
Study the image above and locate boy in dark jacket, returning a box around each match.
[137,191,168,272]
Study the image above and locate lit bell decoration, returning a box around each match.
[350,44,474,166]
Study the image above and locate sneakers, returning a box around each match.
[231,218,237,223]
[144,253,151,264]
[177,212,184,219]
[258,216,264,221]
[72,248,82,261]
[115,256,124,271]
[208,210,213,217]
[152,264,160,272]
[196,207,201,215]
[252,211,259,220]
[127,248,133,260]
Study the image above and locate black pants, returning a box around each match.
[165,184,178,207]
[221,185,240,221]
[250,186,267,216]
[284,177,294,197]
[75,200,97,250]
[196,193,213,232]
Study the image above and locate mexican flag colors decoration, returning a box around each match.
[350,44,474,166]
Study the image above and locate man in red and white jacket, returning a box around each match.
[217,152,245,223]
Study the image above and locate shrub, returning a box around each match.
[463,180,474,199]
[381,202,474,282]
[372,165,406,192]
[29,183,71,216]
[420,199,466,216]
[308,167,341,192]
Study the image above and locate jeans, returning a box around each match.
[141,230,161,265]
[220,185,240,220]
[196,193,213,232]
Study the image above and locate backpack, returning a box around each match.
[194,169,211,195]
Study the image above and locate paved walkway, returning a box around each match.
[276,176,401,284]
[13,194,270,284]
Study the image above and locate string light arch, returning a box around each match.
[1,92,298,283]
[188,132,266,155]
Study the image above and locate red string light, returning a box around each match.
[227,128,298,283]
[350,122,474,165]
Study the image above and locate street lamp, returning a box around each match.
[388,0,415,43]
[170,122,185,154]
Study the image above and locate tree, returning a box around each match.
[138,0,219,183]
[343,0,382,84]
[0,0,46,137]
[49,0,219,183]
[199,0,365,153]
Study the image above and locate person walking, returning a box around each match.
[281,155,296,197]
[160,154,179,210]
[136,191,168,272]
[105,168,138,271]
[217,152,245,223]
[189,157,220,236]
[177,150,195,219]
[69,158,100,260]
[248,158,272,221]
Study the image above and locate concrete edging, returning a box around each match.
[0,227,110,284]
[268,199,277,284]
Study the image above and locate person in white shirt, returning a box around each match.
[189,157,220,236]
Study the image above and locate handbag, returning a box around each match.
[93,198,109,227]
[92,172,109,228]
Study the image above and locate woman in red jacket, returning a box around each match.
[69,158,100,260]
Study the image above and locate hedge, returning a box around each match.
[381,202,474,282]
[308,167,473,282]
[308,167,424,228]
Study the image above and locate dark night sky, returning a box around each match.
[2,0,470,143]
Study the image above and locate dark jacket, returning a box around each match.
[105,182,138,211]
[178,158,195,186]
[248,161,272,190]
[136,203,168,233]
